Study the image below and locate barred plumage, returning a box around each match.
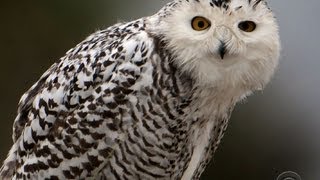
[1,0,280,179]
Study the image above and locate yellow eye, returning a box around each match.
[191,16,211,31]
[238,21,257,32]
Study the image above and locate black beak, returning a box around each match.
[218,41,227,59]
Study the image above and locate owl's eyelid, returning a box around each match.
[191,16,211,23]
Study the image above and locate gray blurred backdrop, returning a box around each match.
[1,0,319,179]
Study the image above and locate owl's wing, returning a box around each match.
[1,19,158,179]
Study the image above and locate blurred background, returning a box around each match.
[0,0,319,179]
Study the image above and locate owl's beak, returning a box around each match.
[218,41,227,59]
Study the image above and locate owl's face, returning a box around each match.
[149,0,280,90]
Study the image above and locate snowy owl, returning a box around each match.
[1,0,280,179]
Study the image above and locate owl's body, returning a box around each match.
[1,0,280,179]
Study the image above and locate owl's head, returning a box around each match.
[149,0,280,91]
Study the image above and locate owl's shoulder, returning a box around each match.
[12,18,158,142]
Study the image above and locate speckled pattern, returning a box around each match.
[0,0,278,179]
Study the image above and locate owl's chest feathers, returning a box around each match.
[179,84,246,179]
[139,40,249,178]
